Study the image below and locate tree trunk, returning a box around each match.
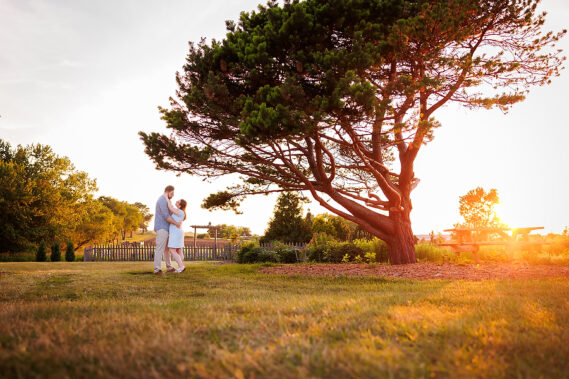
[386,212,417,265]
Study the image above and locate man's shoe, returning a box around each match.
[166,267,176,273]
[154,270,163,275]
[175,267,186,273]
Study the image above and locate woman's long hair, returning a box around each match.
[179,199,187,220]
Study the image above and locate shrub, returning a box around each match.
[51,242,61,262]
[36,241,47,262]
[307,246,326,262]
[364,252,376,263]
[275,247,298,263]
[236,243,278,264]
[324,242,364,263]
[306,232,336,263]
[353,238,389,263]
[257,250,279,263]
[240,249,259,264]
[236,242,258,264]
[308,232,337,248]
[65,241,75,262]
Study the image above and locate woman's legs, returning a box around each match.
[177,248,184,264]
[169,248,184,268]
[175,248,185,272]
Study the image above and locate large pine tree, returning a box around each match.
[141,0,565,264]
[261,192,312,243]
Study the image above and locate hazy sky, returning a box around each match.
[1,0,568,235]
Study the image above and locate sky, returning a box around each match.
[1,0,568,236]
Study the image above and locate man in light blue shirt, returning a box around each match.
[154,185,182,274]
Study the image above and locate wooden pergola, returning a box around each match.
[189,223,221,253]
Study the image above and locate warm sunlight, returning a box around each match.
[1,1,568,377]
[494,202,544,231]
[494,203,511,228]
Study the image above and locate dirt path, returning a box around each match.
[260,262,569,280]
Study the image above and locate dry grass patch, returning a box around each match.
[0,262,568,378]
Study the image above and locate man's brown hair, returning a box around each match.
[164,185,175,192]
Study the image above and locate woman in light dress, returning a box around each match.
[166,198,187,273]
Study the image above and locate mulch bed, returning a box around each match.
[260,263,569,280]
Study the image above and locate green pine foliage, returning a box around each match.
[35,241,47,262]
[260,192,312,243]
[65,241,75,262]
[51,242,61,262]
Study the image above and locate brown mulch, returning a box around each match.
[259,263,569,280]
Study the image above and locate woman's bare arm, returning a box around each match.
[165,197,180,215]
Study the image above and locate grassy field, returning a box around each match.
[1,262,568,378]
[123,231,156,243]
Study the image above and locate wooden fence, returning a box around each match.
[83,243,238,262]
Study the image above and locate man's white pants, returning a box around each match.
[154,229,173,272]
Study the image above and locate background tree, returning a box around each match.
[0,153,36,252]
[99,197,127,242]
[65,241,75,262]
[208,224,253,240]
[311,213,354,241]
[123,203,143,239]
[134,202,153,233]
[457,187,502,228]
[35,241,47,262]
[141,0,565,264]
[260,192,312,243]
[0,139,97,252]
[0,139,152,253]
[50,242,61,262]
[71,198,115,248]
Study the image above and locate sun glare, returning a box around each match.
[494,203,511,228]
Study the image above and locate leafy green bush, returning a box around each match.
[237,243,278,264]
[236,242,257,263]
[352,238,389,263]
[65,241,75,262]
[257,250,279,263]
[243,248,278,263]
[364,252,376,263]
[275,247,298,263]
[51,242,61,262]
[307,246,326,262]
[36,241,47,262]
[236,245,252,263]
[240,249,260,264]
[306,232,335,262]
[237,242,301,264]
[307,240,366,263]
[308,232,337,248]
[324,242,365,263]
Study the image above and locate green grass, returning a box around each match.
[122,231,156,243]
[1,262,568,378]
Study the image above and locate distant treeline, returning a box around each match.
[196,224,252,241]
[0,139,151,253]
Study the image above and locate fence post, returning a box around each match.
[83,246,91,262]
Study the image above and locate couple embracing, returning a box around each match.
[153,185,187,275]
